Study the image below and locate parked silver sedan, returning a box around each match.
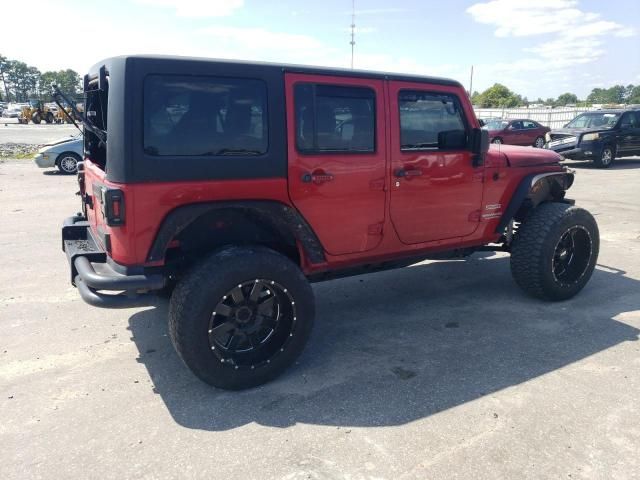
[33,133,83,174]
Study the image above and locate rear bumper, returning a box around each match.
[62,215,165,308]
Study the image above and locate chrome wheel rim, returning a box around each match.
[60,156,77,173]
[535,137,545,148]
[492,138,502,144]
[208,279,297,369]
[601,148,612,165]
[551,226,593,286]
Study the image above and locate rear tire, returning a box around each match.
[510,203,599,301]
[593,144,615,168]
[168,246,315,390]
[492,137,503,144]
[31,113,42,124]
[45,112,54,124]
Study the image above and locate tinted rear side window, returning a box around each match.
[295,84,375,153]
[144,75,267,156]
[398,91,466,150]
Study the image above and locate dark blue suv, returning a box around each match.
[545,109,640,168]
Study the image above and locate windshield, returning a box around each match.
[566,112,620,129]
[482,119,508,130]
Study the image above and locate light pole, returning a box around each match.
[350,0,356,69]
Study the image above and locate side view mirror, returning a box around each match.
[470,128,489,166]
[438,129,467,150]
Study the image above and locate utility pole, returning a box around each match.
[469,65,474,97]
[350,0,356,69]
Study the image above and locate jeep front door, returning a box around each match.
[388,84,484,244]
[285,74,387,256]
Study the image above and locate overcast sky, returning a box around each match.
[2,0,639,99]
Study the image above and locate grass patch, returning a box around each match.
[0,152,36,160]
[0,144,40,160]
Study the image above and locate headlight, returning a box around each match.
[582,133,599,142]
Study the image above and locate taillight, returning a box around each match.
[99,187,125,226]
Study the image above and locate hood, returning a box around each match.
[43,133,82,147]
[38,137,83,154]
[490,144,561,167]
[549,127,611,139]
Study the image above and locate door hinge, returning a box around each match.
[368,223,383,235]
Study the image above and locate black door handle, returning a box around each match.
[302,172,334,184]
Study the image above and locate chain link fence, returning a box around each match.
[474,107,599,129]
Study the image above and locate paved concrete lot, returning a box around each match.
[1,156,639,479]
[0,122,78,145]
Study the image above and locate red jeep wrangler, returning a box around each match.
[62,56,599,390]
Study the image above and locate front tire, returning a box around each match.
[169,246,315,390]
[492,137,503,144]
[510,203,599,301]
[593,144,615,168]
[57,152,80,174]
[534,136,545,148]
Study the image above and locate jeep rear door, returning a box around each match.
[617,111,640,155]
[388,82,483,244]
[285,73,386,256]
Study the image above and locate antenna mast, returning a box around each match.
[350,0,356,69]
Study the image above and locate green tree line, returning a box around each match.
[0,53,82,103]
[471,83,640,108]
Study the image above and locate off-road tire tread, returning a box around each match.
[510,202,599,301]
[168,246,314,389]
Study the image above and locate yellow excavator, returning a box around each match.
[18,100,55,124]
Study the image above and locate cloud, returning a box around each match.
[523,35,606,67]
[467,0,597,37]
[467,0,635,76]
[466,0,633,38]
[343,8,407,15]
[135,0,243,17]
[197,26,324,53]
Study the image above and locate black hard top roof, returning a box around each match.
[89,54,463,88]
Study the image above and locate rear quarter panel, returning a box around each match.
[84,159,292,266]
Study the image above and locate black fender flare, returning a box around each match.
[146,201,326,264]
[495,170,575,233]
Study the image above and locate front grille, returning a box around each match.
[549,133,574,141]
